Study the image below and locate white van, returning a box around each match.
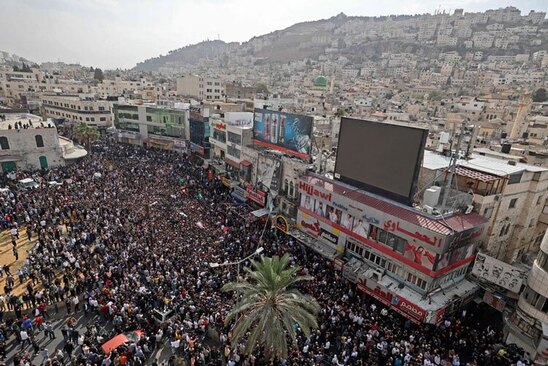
[18,178,40,190]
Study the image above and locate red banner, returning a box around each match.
[246,185,266,206]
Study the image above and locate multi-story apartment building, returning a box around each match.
[0,67,90,103]
[95,76,154,98]
[113,104,188,151]
[41,94,113,127]
[224,82,257,100]
[421,150,548,264]
[473,32,495,49]
[208,112,254,179]
[505,230,548,364]
[189,109,211,160]
[525,10,546,24]
[0,112,86,172]
[176,74,224,100]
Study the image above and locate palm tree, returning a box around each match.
[222,253,320,360]
[73,123,100,148]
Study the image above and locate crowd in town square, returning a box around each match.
[0,139,532,366]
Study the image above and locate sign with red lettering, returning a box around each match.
[300,218,321,237]
[246,185,266,206]
[435,307,446,325]
[383,219,443,249]
[358,278,425,322]
[215,122,226,130]
[299,181,332,202]
[391,295,426,321]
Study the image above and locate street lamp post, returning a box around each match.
[209,247,264,279]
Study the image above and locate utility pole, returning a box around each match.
[440,122,465,211]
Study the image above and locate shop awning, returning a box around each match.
[251,208,270,218]
[231,192,246,203]
[240,160,252,167]
[225,158,240,169]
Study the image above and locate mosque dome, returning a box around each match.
[313,75,327,87]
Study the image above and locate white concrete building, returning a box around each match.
[113,103,188,151]
[0,112,86,172]
[41,94,113,127]
[95,76,154,98]
[421,151,548,264]
[0,67,90,104]
[176,74,224,100]
[209,112,254,178]
[505,230,548,364]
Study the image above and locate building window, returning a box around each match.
[213,129,226,143]
[509,198,517,209]
[508,173,522,185]
[228,132,241,145]
[227,145,240,159]
[0,137,9,150]
[499,224,506,236]
[35,135,44,148]
[537,251,548,272]
[289,181,294,197]
[387,262,403,277]
[373,226,406,253]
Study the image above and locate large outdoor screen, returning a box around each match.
[253,109,313,160]
[334,118,427,205]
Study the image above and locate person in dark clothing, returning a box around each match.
[0,340,5,359]
[63,341,74,356]
[31,337,40,355]
[60,327,68,341]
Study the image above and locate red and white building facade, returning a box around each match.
[294,173,488,324]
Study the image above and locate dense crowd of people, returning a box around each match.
[0,139,530,366]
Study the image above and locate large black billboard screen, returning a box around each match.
[334,118,427,205]
[253,109,313,160]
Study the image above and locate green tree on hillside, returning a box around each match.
[533,88,547,103]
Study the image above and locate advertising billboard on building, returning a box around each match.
[297,210,341,247]
[334,118,427,205]
[482,291,506,312]
[471,253,528,293]
[253,109,313,160]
